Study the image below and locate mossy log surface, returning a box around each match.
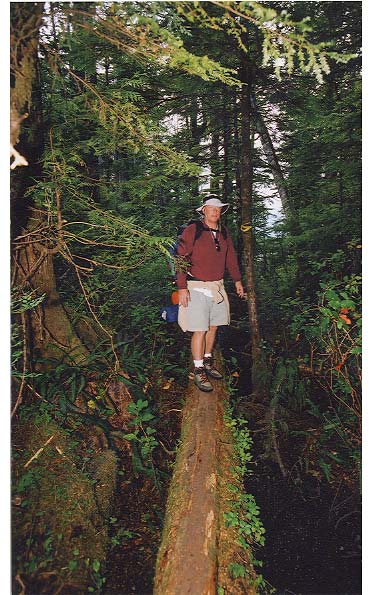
[154,356,256,595]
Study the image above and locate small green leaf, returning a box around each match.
[92,559,100,573]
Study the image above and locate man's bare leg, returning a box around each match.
[191,330,207,361]
[191,326,218,360]
[205,325,218,355]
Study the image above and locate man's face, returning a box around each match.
[203,205,222,222]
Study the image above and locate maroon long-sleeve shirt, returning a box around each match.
[176,222,242,289]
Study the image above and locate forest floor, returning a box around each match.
[103,471,165,595]
[103,382,182,595]
[248,466,361,595]
[220,324,362,595]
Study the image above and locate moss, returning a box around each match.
[92,449,118,518]
[12,411,118,594]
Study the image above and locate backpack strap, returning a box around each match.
[190,219,227,245]
[179,220,228,256]
[193,219,205,244]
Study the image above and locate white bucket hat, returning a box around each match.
[196,195,230,214]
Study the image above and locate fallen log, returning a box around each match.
[154,360,257,595]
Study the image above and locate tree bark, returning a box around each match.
[222,91,233,203]
[10,3,43,169]
[233,89,244,259]
[240,61,261,366]
[155,357,256,595]
[234,88,242,198]
[251,93,290,216]
[189,96,202,197]
[14,235,90,367]
[210,131,220,193]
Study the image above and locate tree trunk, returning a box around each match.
[233,89,244,258]
[155,356,257,595]
[210,131,220,193]
[222,91,233,203]
[251,93,290,216]
[234,88,242,198]
[189,96,202,197]
[14,234,89,367]
[240,61,261,368]
[10,3,43,169]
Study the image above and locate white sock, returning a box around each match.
[204,353,212,358]
[193,359,204,368]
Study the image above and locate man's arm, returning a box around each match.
[176,224,196,306]
[225,232,246,298]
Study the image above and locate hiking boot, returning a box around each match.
[203,356,223,380]
[193,367,213,392]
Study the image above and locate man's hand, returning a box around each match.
[178,288,190,307]
[235,280,246,299]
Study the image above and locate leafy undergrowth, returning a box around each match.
[12,372,185,595]
[103,380,184,595]
[220,321,361,595]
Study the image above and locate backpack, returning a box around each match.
[168,219,227,277]
[160,304,179,323]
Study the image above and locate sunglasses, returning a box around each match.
[213,235,221,252]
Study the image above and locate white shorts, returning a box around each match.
[180,288,229,331]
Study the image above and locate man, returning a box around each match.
[176,195,245,392]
